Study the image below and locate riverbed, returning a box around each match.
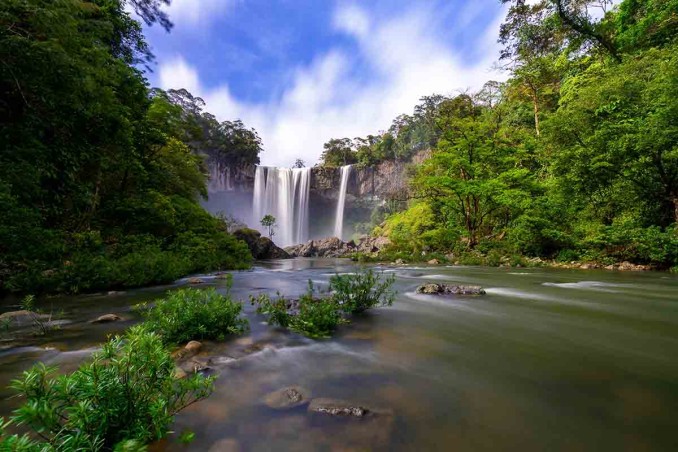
[1,260,677,451]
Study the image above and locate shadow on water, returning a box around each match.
[1,260,678,451]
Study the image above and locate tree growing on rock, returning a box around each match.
[261,215,277,238]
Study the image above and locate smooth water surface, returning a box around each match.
[1,260,677,451]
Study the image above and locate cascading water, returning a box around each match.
[333,165,352,240]
[252,166,311,247]
[208,162,234,193]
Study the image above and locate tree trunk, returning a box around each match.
[673,196,678,224]
[532,93,540,136]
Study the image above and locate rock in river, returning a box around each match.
[308,398,370,417]
[416,283,486,295]
[90,314,122,324]
[264,386,311,409]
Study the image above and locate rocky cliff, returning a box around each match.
[227,149,430,202]
[309,149,430,202]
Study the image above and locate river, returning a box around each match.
[1,260,677,451]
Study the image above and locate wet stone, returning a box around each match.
[90,314,122,324]
[308,398,368,417]
[416,283,486,296]
[264,386,311,409]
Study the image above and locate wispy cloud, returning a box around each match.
[157,1,507,167]
[165,0,237,27]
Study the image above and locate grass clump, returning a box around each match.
[0,326,213,451]
[138,285,248,345]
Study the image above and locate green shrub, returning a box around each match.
[251,291,292,328]
[0,326,213,450]
[293,290,344,339]
[253,282,344,339]
[138,287,248,344]
[330,268,396,314]
[556,249,579,262]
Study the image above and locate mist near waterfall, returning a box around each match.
[202,163,358,247]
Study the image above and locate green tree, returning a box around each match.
[413,92,536,248]
[320,138,357,167]
[261,214,277,238]
[546,45,678,225]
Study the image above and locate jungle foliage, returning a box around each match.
[364,0,678,269]
[0,0,261,294]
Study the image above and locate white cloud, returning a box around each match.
[159,56,201,94]
[333,3,370,38]
[157,2,507,167]
[164,0,236,27]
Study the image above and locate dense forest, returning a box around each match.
[322,0,678,270]
[0,0,262,294]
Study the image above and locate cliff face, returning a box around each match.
[310,149,430,202]
[225,149,430,201]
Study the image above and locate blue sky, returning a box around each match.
[143,0,508,166]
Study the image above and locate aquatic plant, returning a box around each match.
[330,269,396,314]
[253,282,344,339]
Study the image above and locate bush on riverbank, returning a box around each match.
[0,326,213,450]
[138,286,249,344]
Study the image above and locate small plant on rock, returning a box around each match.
[0,326,213,451]
[330,268,396,314]
[137,286,248,344]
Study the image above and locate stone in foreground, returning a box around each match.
[308,398,370,417]
[264,386,311,409]
[416,283,486,295]
[90,313,122,323]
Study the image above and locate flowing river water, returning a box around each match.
[1,260,677,451]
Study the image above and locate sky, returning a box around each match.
[142,0,509,166]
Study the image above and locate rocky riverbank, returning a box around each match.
[284,236,656,272]
[285,236,391,258]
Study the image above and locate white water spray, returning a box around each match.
[333,165,352,240]
[252,166,311,247]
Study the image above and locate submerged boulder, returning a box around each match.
[308,398,369,417]
[208,438,241,452]
[416,283,486,295]
[264,386,311,409]
[233,228,290,260]
[90,313,122,324]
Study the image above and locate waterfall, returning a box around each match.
[208,163,234,192]
[252,166,311,247]
[333,165,352,240]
